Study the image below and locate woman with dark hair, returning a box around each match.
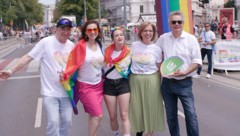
[128,22,165,136]
[61,20,104,136]
[103,27,131,136]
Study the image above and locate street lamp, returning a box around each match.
[84,0,87,23]
[98,0,101,26]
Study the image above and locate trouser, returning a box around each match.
[161,77,199,136]
[197,48,212,75]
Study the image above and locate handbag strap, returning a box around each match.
[104,65,115,78]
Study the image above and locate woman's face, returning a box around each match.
[141,25,153,44]
[85,23,99,41]
[113,29,125,46]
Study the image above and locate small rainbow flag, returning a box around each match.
[156,0,193,35]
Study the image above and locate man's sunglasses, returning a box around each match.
[171,20,183,25]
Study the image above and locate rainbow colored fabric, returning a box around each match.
[155,0,193,35]
[104,44,131,78]
[61,39,87,115]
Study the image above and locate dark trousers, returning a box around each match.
[161,77,199,136]
[197,48,212,75]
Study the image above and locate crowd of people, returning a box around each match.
[4,10,239,136]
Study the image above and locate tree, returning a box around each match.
[224,0,237,20]
[0,0,43,30]
[54,0,106,26]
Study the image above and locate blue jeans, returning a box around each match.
[161,77,199,136]
[43,97,73,136]
[197,48,212,75]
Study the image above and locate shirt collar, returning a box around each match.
[170,31,187,39]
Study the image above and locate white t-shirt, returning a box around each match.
[156,31,202,79]
[200,30,216,49]
[130,41,162,74]
[103,50,123,79]
[77,44,104,84]
[28,36,75,97]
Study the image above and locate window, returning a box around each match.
[140,5,143,13]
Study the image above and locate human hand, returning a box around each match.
[171,70,187,77]
[58,70,64,82]
[0,70,12,81]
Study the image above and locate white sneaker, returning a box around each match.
[193,74,200,78]
[206,74,211,79]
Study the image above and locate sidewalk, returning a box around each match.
[197,64,240,89]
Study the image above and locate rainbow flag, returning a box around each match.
[156,0,193,35]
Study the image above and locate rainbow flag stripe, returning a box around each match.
[156,0,193,35]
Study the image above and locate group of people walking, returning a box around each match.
[0,11,202,136]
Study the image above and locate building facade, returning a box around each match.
[101,0,155,26]
[101,0,238,26]
[42,4,55,27]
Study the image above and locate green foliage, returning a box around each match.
[0,0,43,30]
[54,0,106,26]
[224,0,238,20]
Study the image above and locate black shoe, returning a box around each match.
[136,131,144,136]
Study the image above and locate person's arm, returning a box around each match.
[209,38,216,45]
[0,55,33,81]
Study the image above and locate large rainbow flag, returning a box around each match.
[155,0,193,35]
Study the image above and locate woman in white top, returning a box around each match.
[129,22,165,136]
[103,28,131,136]
[62,20,104,136]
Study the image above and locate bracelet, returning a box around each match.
[7,69,13,75]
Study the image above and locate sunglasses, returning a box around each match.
[58,19,72,27]
[86,28,98,33]
[171,20,183,25]
[205,25,210,27]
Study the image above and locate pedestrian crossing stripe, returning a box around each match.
[0,58,40,73]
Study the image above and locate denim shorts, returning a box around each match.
[103,78,130,96]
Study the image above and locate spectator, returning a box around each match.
[196,22,216,79]
[220,17,236,40]
[232,20,239,35]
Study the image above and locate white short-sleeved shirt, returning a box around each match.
[77,44,104,84]
[28,36,75,97]
[199,30,216,49]
[155,31,202,79]
[130,41,162,74]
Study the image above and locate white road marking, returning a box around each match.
[34,98,43,128]
[4,58,19,70]
[8,75,40,80]
[178,110,185,118]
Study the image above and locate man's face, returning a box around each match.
[205,24,210,31]
[56,26,71,43]
[169,15,184,33]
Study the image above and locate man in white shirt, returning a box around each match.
[196,22,216,79]
[0,18,75,136]
[156,11,202,136]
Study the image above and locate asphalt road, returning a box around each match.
[0,39,240,136]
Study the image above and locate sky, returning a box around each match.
[38,0,55,5]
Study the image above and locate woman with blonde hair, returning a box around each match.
[129,22,165,136]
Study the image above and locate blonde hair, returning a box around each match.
[137,22,157,41]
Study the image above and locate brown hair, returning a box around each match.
[137,22,157,41]
[80,20,103,41]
